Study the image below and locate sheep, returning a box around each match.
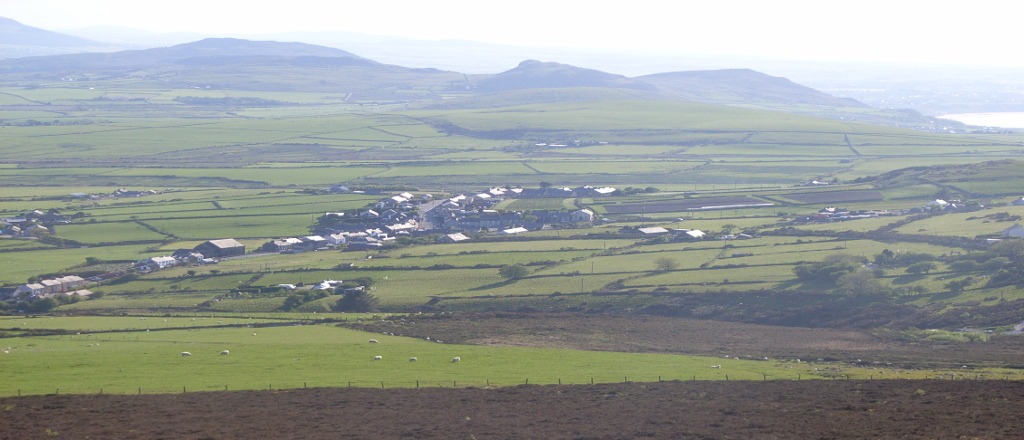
[181,352,192,356]
[368,339,379,343]
[220,350,230,355]
[710,365,721,368]
[374,355,383,360]
[253,333,257,336]
[1,350,8,354]
[408,357,417,362]
[451,357,461,363]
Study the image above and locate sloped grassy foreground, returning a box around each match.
[3,380,1023,440]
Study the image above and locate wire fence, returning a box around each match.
[4,372,1018,398]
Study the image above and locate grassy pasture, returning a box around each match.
[892,207,1024,237]
[55,221,170,244]
[0,320,895,397]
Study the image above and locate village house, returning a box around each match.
[136,256,177,271]
[1002,224,1024,238]
[439,233,470,243]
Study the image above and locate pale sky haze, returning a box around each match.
[2,0,1019,67]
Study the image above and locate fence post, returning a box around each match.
[380,381,384,389]
[182,386,186,393]
[525,378,529,385]
[138,387,141,395]
[558,378,561,385]
[304,382,307,389]
[591,377,594,385]
[725,375,728,381]
[416,380,419,388]
[453,380,457,388]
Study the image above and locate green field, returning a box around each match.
[0,316,1003,397]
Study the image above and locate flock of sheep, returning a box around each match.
[177,338,461,362]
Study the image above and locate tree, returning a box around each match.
[539,181,552,188]
[186,270,197,277]
[836,270,886,296]
[721,224,737,234]
[944,277,975,293]
[333,289,380,313]
[948,260,980,273]
[498,264,530,279]
[27,297,59,313]
[905,261,938,275]
[653,257,679,272]
[85,256,102,266]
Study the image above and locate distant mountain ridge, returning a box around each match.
[1,38,374,72]
[637,69,868,108]
[0,33,895,124]
[0,16,125,58]
[473,60,658,93]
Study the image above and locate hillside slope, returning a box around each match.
[637,68,868,107]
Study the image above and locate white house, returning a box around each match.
[144,256,177,270]
[1002,224,1024,238]
[571,209,595,222]
[637,227,669,235]
[684,230,705,239]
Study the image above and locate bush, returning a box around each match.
[333,289,380,313]
[498,264,530,279]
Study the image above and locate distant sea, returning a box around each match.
[938,112,1024,129]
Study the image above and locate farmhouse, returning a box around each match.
[637,227,669,236]
[1002,224,1024,238]
[137,256,177,271]
[194,239,246,258]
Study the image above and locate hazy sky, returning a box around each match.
[3,0,1019,67]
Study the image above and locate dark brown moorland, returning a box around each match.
[342,313,1024,369]
[3,380,1023,439]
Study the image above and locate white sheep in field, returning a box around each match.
[451,357,461,363]
[220,350,230,355]
[374,356,383,360]
[408,357,417,362]
[181,352,192,356]
[368,339,379,343]
[710,365,721,368]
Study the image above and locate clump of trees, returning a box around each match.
[333,289,380,313]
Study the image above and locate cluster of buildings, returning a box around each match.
[428,186,609,234]
[791,206,900,224]
[302,185,615,249]
[136,239,246,272]
[1,210,71,237]
[6,275,90,302]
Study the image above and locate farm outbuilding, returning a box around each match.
[194,239,246,258]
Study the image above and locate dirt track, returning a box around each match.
[3,380,1022,439]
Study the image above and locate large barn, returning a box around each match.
[194,239,246,258]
